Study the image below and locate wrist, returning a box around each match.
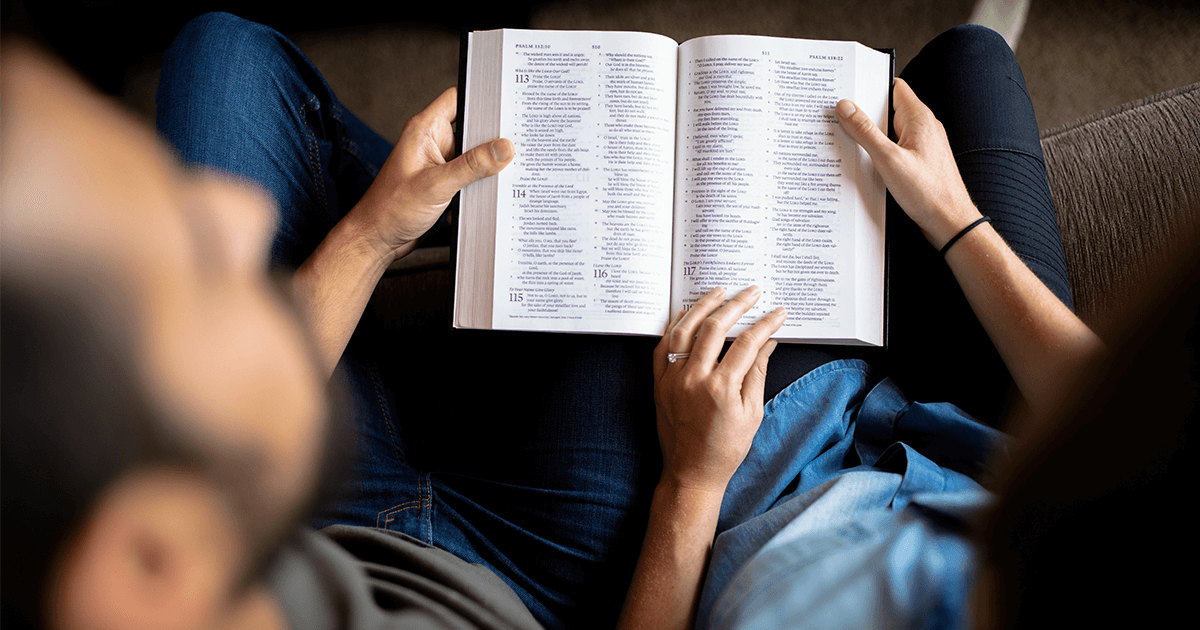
[922,200,984,251]
[342,201,405,268]
[651,479,726,531]
[658,467,732,501]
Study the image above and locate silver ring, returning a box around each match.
[667,352,690,363]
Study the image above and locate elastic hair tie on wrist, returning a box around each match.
[939,216,991,256]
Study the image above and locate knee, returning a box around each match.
[927,24,1013,60]
[904,23,1021,84]
[156,12,305,164]
[159,12,290,96]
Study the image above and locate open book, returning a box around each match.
[455,28,893,345]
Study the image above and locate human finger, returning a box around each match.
[654,307,688,380]
[418,86,459,126]
[688,285,762,368]
[835,94,895,164]
[888,78,937,145]
[716,306,786,384]
[400,87,458,160]
[427,138,515,203]
[667,286,727,356]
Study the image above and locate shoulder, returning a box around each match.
[265,525,544,630]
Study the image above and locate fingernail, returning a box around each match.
[836,100,856,118]
[491,139,513,162]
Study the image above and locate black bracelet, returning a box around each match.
[939,216,991,256]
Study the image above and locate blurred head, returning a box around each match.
[2,40,331,630]
[976,207,1200,628]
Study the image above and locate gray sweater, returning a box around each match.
[267,525,544,630]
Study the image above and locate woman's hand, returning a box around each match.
[835,78,981,249]
[652,286,786,492]
[350,86,514,263]
[619,287,784,630]
[835,78,1107,424]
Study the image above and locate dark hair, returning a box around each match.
[981,231,1200,627]
[1,279,207,630]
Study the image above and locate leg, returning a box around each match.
[882,25,1073,423]
[156,11,393,270]
[327,327,661,630]
[155,10,428,563]
[157,15,661,629]
[901,25,1070,304]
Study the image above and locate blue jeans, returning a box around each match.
[157,15,1066,629]
[157,13,659,630]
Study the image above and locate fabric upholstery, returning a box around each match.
[1041,83,1200,329]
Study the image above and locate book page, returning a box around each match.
[671,35,889,344]
[489,30,679,334]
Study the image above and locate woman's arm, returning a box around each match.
[835,79,1106,423]
[289,87,513,377]
[617,286,785,630]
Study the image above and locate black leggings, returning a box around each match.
[764,25,1073,425]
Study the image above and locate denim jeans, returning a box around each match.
[158,13,659,630]
[157,15,1067,630]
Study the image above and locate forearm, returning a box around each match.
[616,480,724,630]
[940,211,1106,419]
[834,83,1106,430]
[290,206,394,378]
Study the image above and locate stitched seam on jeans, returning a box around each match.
[329,102,380,179]
[1007,74,1033,102]
[301,94,328,211]
[422,472,433,545]
[376,500,422,528]
[368,365,404,464]
[344,137,379,178]
[953,146,1046,164]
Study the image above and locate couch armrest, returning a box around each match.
[1041,83,1200,330]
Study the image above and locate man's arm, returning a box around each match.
[617,286,785,630]
[289,87,513,376]
[835,79,1106,427]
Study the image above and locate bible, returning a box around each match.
[454,28,893,345]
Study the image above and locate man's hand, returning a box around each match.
[835,78,981,249]
[292,87,512,376]
[652,286,785,492]
[351,86,514,263]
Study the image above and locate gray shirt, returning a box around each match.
[267,525,544,630]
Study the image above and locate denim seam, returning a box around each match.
[376,499,422,528]
[300,94,329,212]
[1007,74,1033,102]
[327,102,380,178]
[366,363,404,464]
[765,358,873,416]
[421,471,433,544]
[341,136,377,178]
[953,146,1046,165]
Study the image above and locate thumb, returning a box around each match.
[435,138,515,198]
[835,98,893,160]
